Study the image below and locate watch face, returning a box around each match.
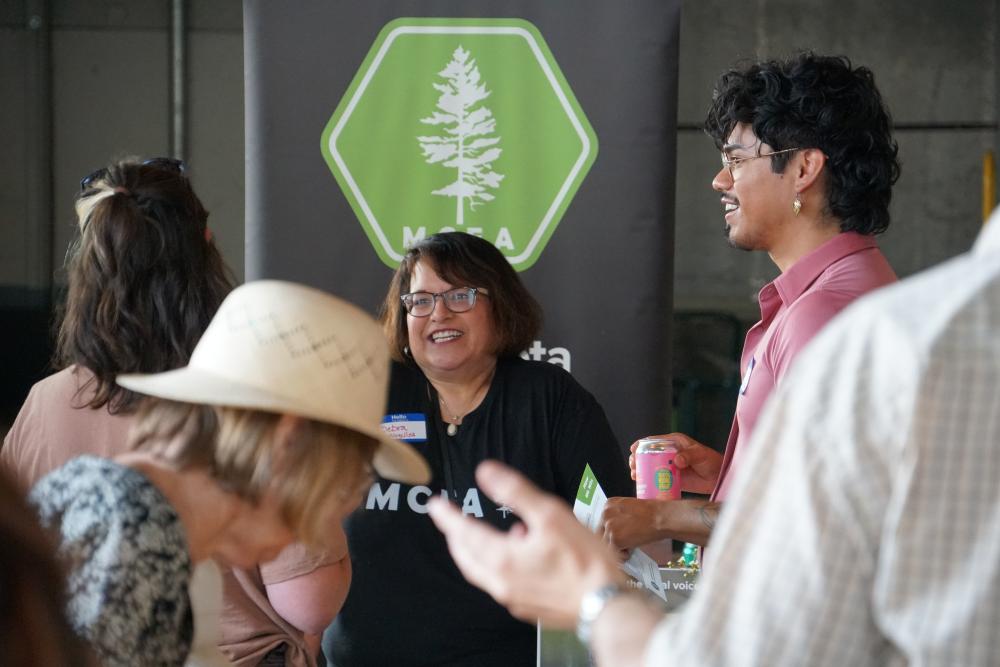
[581,588,613,618]
[576,583,627,644]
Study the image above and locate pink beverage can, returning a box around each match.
[635,437,681,500]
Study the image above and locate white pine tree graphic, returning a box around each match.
[417,46,504,226]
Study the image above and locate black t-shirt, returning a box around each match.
[324,358,632,667]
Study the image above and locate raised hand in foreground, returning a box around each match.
[428,460,624,627]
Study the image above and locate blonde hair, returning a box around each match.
[131,399,376,548]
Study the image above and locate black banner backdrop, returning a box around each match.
[244,1,680,448]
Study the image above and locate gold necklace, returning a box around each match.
[437,394,462,436]
[434,367,496,437]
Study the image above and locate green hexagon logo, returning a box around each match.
[321,17,598,270]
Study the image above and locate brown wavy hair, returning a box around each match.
[55,158,235,412]
[704,53,899,235]
[380,231,542,363]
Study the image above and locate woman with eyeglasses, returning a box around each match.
[317,231,633,666]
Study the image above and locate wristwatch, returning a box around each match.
[576,583,631,645]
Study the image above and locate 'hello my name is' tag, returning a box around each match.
[381,413,428,442]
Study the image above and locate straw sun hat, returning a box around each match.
[118,280,430,485]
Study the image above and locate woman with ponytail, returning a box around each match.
[1,157,234,487]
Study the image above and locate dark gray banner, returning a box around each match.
[244,0,679,446]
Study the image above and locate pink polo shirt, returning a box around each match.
[711,232,896,502]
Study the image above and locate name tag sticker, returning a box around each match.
[381,413,428,442]
[739,357,756,396]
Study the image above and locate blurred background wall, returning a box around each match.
[1,0,996,447]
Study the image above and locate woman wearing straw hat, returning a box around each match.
[322,232,633,666]
[29,280,430,667]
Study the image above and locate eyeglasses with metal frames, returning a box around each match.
[720,147,802,179]
[400,287,489,317]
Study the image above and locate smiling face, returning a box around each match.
[406,260,498,381]
[711,123,797,252]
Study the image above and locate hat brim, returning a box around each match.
[118,367,430,485]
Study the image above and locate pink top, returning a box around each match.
[711,232,896,501]
[1,366,135,491]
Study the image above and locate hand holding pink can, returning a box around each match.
[634,437,682,500]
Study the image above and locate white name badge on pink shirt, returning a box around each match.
[739,356,756,395]
[381,413,428,442]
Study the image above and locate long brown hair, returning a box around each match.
[55,159,235,412]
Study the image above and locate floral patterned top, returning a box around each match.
[30,455,193,666]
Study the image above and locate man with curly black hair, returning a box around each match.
[601,52,899,552]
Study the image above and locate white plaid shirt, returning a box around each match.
[647,214,1000,666]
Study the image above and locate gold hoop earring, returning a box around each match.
[792,194,802,216]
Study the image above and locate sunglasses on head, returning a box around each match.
[80,157,187,192]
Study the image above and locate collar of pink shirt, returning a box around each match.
[769,231,879,309]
